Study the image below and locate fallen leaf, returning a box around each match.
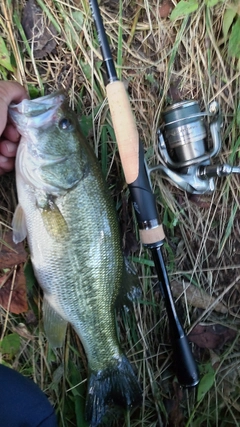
[165,382,184,427]
[188,193,212,209]
[205,0,220,6]
[159,0,174,18]
[171,281,228,314]
[228,17,240,59]
[222,7,236,41]
[0,333,21,358]
[71,11,84,31]
[188,324,237,349]
[0,266,28,314]
[0,231,27,268]
[168,78,183,103]
[21,0,57,59]
[24,260,36,293]
[170,0,198,21]
[0,36,14,71]
[197,363,215,402]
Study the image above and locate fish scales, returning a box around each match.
[9,92,142,426]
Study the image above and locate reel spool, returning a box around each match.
[148,100,240,194]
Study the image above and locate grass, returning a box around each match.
[1,0,240,426]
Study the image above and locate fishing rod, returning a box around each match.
[88,0,199,388]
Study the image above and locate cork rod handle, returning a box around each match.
[106,81,139,184]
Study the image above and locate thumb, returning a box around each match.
[0,81,28,136]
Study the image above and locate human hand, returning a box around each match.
[0,81,28,175]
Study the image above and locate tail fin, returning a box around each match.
[85,354,142,427]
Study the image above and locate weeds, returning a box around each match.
[1,0,240,426]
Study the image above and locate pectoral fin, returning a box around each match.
[40,198,68,240]
[12,204,27,244]
[43,297,68,348]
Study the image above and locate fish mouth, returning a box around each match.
[9,91,66,129]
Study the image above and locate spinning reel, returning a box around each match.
[149,100,240,194]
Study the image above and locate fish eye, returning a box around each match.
[59,118,73,130]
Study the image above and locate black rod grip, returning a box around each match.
[151,246,199,388]
[172,335,199,388]
[128,142,159,225]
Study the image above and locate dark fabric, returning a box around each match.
[0,364,58,427]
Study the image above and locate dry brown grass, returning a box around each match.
[1,0,240,426]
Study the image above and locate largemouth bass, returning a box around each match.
[9,92,141,426]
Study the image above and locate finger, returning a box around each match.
[0,81,28,136]
[3,124,20,143]
[0,81,27,105]
[0,140,18,157]
[0,155,15,174]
